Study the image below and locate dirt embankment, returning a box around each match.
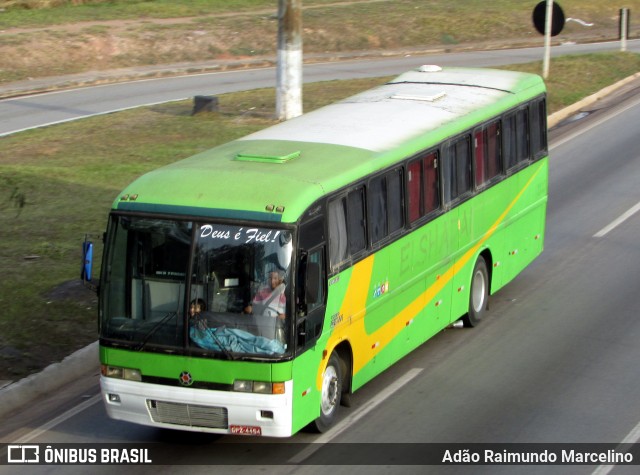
[0,2,627,86]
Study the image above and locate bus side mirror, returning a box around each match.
[304,262,320,305]
[82,240,93,282]
[81,237,98,293]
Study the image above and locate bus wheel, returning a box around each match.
[313,352,343,432]
[463,256,489,327]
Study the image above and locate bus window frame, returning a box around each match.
[442,133,474,209]
[473,119,503,192]
[530,96,548,162]
[406,148,442,229]
[327,185,368,274]
[367,166,405,250]
[504,105,532,175]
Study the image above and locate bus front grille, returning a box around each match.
[146,400,229,429]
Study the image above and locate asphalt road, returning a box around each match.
[1,53,640,475]
[1,39,640,137]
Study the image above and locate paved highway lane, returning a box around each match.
[2,66,640,475]
[1,40,640,137]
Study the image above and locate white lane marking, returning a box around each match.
[287,368,424,464]
[593,200,640,238]
[591,418,640,475]
[13,394,102,444]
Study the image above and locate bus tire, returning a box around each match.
[462,256,489,327]
[312,352,343,432]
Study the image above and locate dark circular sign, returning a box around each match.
[532,1,565,36]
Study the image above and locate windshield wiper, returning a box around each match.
[135,311,177,351]
[209,327,237,361]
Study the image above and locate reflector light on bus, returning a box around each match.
[265,204,285,213]
[119,194,138,201]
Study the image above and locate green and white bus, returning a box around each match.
[98,65,548,437]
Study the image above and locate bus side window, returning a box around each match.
[369,168,404,244]
[369,174,388,244]
[296,246,326,350]
[297,217,326,320]
[387,169,403,234]
[328,198,348,269]
[347,188,366,255]
[516,108,530,164]
[503,113,517,170]
[328,187,366,272]
[305,249,325,314]
[474,129,486,186]
[443,136,472,204]
[505,108,530,171]
[407,159,422,223]
[530,98,547,160]
[475,121,502,188]
[486,121,502,180]
[408,151,440,224]
[423,152,440,215]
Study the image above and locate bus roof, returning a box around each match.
[115,66,545,223]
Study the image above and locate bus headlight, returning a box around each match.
[233,380,285,394]
[233,380,253,392]
[101,364,142,382]
[252,381,272,394]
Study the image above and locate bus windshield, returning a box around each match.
[100,215,293,358]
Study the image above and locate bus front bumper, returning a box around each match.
[100,376,294,438]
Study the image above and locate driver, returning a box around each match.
[244,270,286,320]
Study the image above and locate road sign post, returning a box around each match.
[532,1,565,79]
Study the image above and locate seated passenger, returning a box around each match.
[189,298,207,318]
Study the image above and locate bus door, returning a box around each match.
[291,217,328,431]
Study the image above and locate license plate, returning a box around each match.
[230,425,262,436]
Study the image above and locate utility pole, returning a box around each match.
[276,0,303,120]
[542,0,553,79]
[620,8,629,52]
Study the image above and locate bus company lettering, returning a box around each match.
[330,312,343,328]
[399,228,447,276]
[372,280,390,298]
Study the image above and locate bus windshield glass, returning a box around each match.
[100,216,293,358]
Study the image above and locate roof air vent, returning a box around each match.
[235,151,301,164]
